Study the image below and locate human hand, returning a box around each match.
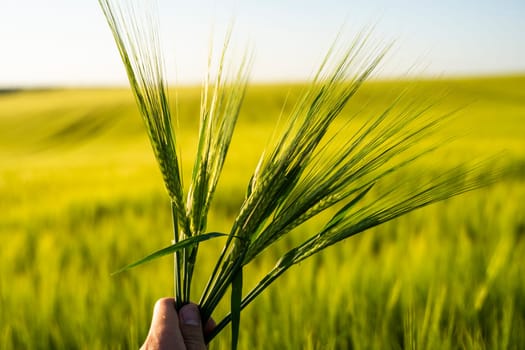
[140,298,215,350]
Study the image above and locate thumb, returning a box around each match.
[141,298,185,350]
[178,303,207,350]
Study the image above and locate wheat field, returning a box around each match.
[0,76,524,349]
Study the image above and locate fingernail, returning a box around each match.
[180,304,201,326]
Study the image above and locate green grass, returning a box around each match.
[1,76,525,349]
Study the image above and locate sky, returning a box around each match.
[1,0,524,87]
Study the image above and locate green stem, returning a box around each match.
[201,240,248,326]
[171,201,183,309]
[183,245,198,303]
[199,225,240,306]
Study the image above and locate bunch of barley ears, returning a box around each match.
[99,0,498,347]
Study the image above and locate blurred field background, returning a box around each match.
[1,75,524,349]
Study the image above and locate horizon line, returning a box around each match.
[2,71,524,91]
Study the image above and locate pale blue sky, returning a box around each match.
[1,0,524,87]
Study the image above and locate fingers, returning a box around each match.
[141,299,214,350]
[178,304,207,350]
[141,298,185,350]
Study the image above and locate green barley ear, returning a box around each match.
[99,0,185,218]
[183,31,251,302]
[187,30,251,236]
[199,33,390,317]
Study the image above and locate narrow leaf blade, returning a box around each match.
[112,232,227,275]
[231,268,243,350]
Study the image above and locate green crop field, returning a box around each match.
[1,75,524,349]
